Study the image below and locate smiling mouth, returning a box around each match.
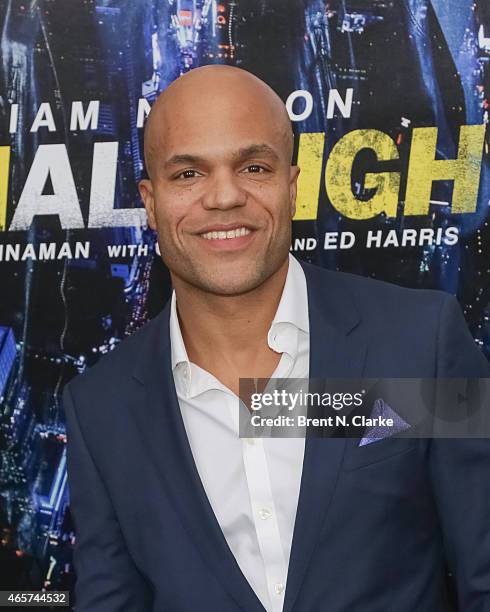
[199,226,252,240]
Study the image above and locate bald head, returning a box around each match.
[143,65,294,179]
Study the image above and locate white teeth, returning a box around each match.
[201,227,251,240]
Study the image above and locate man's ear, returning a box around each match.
[289,165,300,219]
[138,179,157,230]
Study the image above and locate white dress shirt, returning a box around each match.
[170,253,309,612]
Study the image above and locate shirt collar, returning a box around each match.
[269,253,309,333]
[266,253,309,357]
[170,291,188,372]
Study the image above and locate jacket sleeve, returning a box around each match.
[429,293,490,610]
[62,382,152,612]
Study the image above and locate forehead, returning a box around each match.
[154,87,288,161]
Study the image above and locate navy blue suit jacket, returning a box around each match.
[62,261,490,612]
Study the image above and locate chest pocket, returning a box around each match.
[341,436,418,471]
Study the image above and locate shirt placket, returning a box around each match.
[231,381,289,612]
[241,435,288,612]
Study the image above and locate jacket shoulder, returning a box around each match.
[67,308,166,399]
[302,260,448,320]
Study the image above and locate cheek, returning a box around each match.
[154,194,191,234]
[259,187,293,224]
[249,181,286,206]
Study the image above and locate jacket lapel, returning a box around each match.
[282,261,368,612]
[130,300,266,612]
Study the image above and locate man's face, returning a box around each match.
[139,79,299,296]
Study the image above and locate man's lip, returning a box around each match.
[194,223,256,235]
[195,226,257,251]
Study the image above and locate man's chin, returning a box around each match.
[184,263,274,296]
[171,248,288,296]
[196,275,266,297]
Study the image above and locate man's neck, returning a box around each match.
[172,258,289,389]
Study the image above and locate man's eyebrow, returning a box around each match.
[234,144,280,161]
[163,154,206,169]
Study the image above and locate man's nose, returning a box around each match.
[201,169,247,210]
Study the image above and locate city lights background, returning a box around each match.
[0,0,488,604]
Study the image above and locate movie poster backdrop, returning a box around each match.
[0,0,488,601]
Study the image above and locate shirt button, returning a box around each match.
[275,583,285,595]
[258,508,272,520]
[183,368,188,379]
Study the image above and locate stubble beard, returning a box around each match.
[162,228,291,298]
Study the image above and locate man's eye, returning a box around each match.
[177,170,199,179]
[244,164,266,174]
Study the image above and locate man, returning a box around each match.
[62,65,490,612]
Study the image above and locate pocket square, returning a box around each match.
[358,398,411,446]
